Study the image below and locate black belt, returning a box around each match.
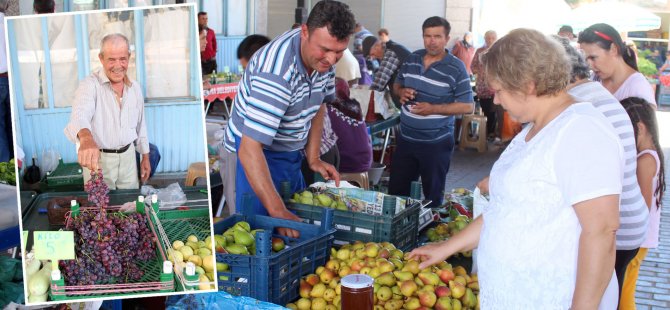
[100,144,131,154]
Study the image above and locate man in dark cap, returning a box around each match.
[362,35,410,108]
[558,25,576,41]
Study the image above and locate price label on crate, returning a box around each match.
[33,231,75,260]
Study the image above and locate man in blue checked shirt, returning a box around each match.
[223,0,355,237]
[389,16,474,208]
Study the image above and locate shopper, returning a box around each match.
[362,35,411,108]
[388,16,474,208]
[578,23,657,108]
[619,97,665,309]
[328,78,371,174]
[198,11,217,76]
[471,30,500,140]
[452,32,475,75]
[223,0,354,237]
[410,28,621,309]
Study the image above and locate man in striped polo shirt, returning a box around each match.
[388,17,474,207]
[223,0,355,237]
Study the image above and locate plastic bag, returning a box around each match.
[0,257,19,282]
[141,183,186,209]
[166,292,286,310]
[0,184,18,230]
[40,148,59,178]
[0,282,25,308]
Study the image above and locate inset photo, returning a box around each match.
[7,3,216,305]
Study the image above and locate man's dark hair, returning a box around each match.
[422,16,450,37]
[305,0,355,41]
[197,12,207,17]
[237,34,270,61]
[378,28,388,36]
[34,0,55,14]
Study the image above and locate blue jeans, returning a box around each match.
[234,139,305,216]
[388,134,455,207]
[0,77,11,162]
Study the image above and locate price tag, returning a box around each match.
[22,231,28,251]
[33,231,75,260]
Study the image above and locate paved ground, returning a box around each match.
[443,110,670,309]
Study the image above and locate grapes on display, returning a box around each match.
[60,169,157,286]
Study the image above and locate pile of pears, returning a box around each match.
[214,221,286,256]
[289,190,348,211]
[425,215,471,242]
[286,241,479,310]
[167,234,216,290]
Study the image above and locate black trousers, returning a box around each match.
[615,248,640,309]
[201,59,217,76]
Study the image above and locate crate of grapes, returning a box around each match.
[49,172,174,301]
[148,207,215,291]
[214,204,335,306]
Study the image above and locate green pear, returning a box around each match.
[233,221,251,232]
[377,286,392,302]
[233,229,254,247]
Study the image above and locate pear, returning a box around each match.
[378,260,395,273]
[435,296,453,310]
[384,299,403,310]
[233,229,254,247]
[311,298,326,310]
[216,262,229,272]
[295,298,311,310]
[453,266,467,277]
[325,305,337,310]
[393,271,414,282]
[338,265,352,278]
[286,303,298,310]
[323,288,336,302]
[437,268,455,283]
[310,282,327,298]
[364,243,381,258]
[402,260,421,275]
[187,235,199,243]
[389,258,404,270]
[417,272,440,286]
[319,268,337,284]
[305,273,320,286]
[333,295,341,307]
[399,279,418,297]
[300,190,313,199]
[233,221,251,232]
[452,298,462,310]
[403,297,421,310]
[224,244,249,255]
[197,248,212,256]
[172,240,184,250]
[449,280,466,299]
[336,248,351,261]
[329,277,340,289]
[462,287,477,308]
[435,285,451,298]
[325,259,340,272]
[377,285,392,302]
[179,246,194,260]
[376,271,397,287]
[316,266,326,275]
[417,289,437,308]
[467,281,479,290]
[316,194,333,207]
[299,281,312,298]
[369,267,382,279]
[454,276,467,286]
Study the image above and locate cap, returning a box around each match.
[362,36,379,58]
[341,274,374,289]
[559,25,575,36]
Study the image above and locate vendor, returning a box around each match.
[223,0,354,237]
[64,33,150,190]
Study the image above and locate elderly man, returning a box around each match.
[389,16,474,208]
[362,35,410,107]
[223,0,355,237]
[65,33,150,190]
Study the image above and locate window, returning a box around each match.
[72,0,99,11]
[201,0,249,36]
[13,18,45,109]
[143,6,192,98]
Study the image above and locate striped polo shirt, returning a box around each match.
[568,81,649,250]
[395,49,473,143]
[224,29,336,152]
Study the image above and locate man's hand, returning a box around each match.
[140,154,151,183]
[398,87,416,104]
[267,205,302,238]
[309,160,341,187]
[77,129,100,171]
[408,102,434,116]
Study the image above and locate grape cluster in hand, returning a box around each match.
[84,169,109,208]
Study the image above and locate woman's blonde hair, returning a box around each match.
[481,28,571,96]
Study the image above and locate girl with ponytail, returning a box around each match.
[578,23,657,108]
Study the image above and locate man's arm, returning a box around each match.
[134,86,151,182]
[64,77,100,170]
[410,101,474,116]
[238,135,301,238]
[304,105,340,185]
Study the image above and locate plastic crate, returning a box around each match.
[50,206,174,301]
[45,161,84,188]
[149,207,213,291]
[215,208,335,305]
[286,182,422,251]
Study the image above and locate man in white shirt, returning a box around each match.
[64,34,150,189]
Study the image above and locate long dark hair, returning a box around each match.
[578,23,638,71]
[621,97,665,209]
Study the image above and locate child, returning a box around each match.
[620,97,666,309]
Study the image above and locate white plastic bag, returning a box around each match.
[40,148,59,178]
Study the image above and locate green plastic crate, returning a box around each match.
[285,182,422,251]
[45,162,84,188]
[149,208,213,291]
